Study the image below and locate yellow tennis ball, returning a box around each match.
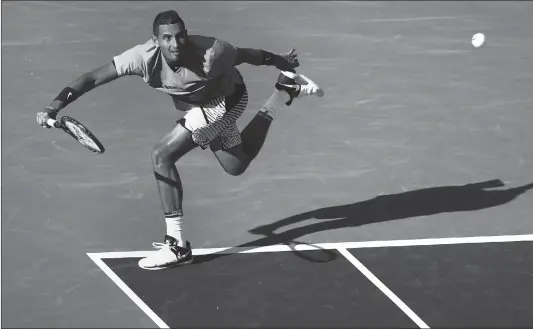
[472,33,486,48]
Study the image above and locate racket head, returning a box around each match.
[59,116,105,154]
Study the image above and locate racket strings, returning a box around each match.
[64,121,101,152]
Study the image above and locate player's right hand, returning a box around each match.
[275,48,300,72]
[36,107,58,128]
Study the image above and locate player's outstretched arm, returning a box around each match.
[234,47,300,72]
[37,62,119,127]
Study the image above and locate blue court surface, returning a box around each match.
[2,1,533,328]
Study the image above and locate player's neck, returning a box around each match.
[167,58,183,72]
[167,53,202,73]
[167,55,190,72]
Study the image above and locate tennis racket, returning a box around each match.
[47,116,105,154]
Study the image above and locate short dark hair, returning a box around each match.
[153,10,184,36]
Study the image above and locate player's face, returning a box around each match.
[155,23,188,65]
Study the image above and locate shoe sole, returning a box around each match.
[138,256,194,271]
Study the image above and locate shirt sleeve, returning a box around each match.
[113,39,157,82]
[204,39,238,78]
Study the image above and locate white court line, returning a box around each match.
[89,233,533,259]
[337,248,429,328]
[86,254,170,329]
[87,234,533,328]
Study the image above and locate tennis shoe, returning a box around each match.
[138,235,193,270]
[275,71,324,105]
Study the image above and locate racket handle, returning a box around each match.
[46,118,61,128]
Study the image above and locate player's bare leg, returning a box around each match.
[208,91,288,174]
[210,142,250,176]
[138,123,197,270]
[212,71,324,172]
[242,71,323,159]
[152,124,197,221]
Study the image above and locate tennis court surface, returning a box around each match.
[2,1,533,328]
[91,235,533,328]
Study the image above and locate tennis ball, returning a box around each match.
[472,33,486,48]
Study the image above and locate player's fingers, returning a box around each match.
[288,48,296,57]
[37,113,49,128]
[37,113,44,125]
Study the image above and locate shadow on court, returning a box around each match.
[192,179,533,264]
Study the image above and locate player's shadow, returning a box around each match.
[192,179,533,265]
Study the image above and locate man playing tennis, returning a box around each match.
[36,10,323,270]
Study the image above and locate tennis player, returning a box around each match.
[36,10,323,270]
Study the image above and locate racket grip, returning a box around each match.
[46,118,61,128]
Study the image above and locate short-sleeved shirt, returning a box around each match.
[113,35,244,109]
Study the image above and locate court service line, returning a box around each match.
[86,254,170,329]
[88,233,533,259]
[337,248,429,328]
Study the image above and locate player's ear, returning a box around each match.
[179,29,188,44]
[152,35,159,47]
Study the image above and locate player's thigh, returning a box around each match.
[152,122,198,165]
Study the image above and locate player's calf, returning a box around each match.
[239,70,324,162]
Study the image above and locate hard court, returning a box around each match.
[2,1,533,328]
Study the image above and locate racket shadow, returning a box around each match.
[192,236,339,265]
[192,179,533,265]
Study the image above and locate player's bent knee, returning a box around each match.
[151,145,181,169]
[216,150,250,176]
[224,161,249,176]
[151,124,197,169]
[151,147,168,168]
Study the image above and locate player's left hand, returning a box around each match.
[275,48,300,72]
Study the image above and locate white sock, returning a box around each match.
[165,211,185,247]
[259,90,291,120]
